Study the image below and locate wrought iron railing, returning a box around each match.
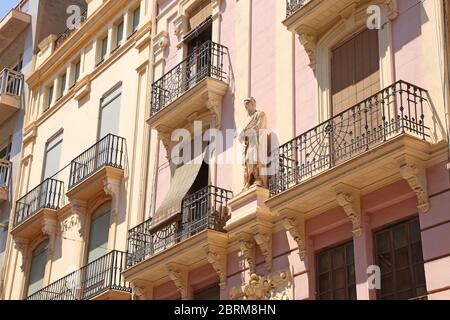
[0,68,23,97]
[127,185,232,267]
[0,160,11,188]
[68,134,126,189]
[55,8,88,49]
[27,250,130,300]
[150,41,228,117]
[14,178,64,227]
[286,0,309,17]
[269,81,430,197]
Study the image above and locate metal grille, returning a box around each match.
[269,81,430,197]
[286,0,309,17]
[150,41,228,117]
[14,178,64,227]
[68,134,126,189]
[27,251,130,300]
[127,186,232,268]
[0,68,23,96]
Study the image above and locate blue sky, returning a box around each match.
[0,0,20,21]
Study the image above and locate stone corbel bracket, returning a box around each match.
[205,93,223,129]
[334,184,362,237]
[398,157,429,214]
[167,263,189,300]
[281,211,306,260]
[385,0,399,20]
[152,31,169,57]
[14,237,30,272]
[251,223,273,272]
[41,217,57,259]
[174,14,189,41]
[68,199,87,237]
[295,25,317,70]
[204,245,227,288]
[239,234,256,274]
[131,279,154,300]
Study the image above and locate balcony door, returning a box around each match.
[330,28,381,164]
[84,202,111,298]
[26,240,49,297]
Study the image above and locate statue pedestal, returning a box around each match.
[225,185,272,233]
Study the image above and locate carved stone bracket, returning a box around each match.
[205,245,227,288]
[283,216,306,260]
[385,0,399,20]
[252,225,272,272]
[335,186,362,237]
[174,14,189,40]
[296,25,317,70]
[167,263,189,300]
[131,279,153,300]
[41,218,57,259]
[69,200,87,237]
[205,93,222,129]
[239,235,256,274]
[399,162,429,214]
[230,268,293,300]
[152,31,169,56]
[14,237,30,272]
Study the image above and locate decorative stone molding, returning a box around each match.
[167,263,189,300]
[335,186,362,237]
[239,236,256,274]
[252,225,272,272]
[14,238,29,272]
[205,245,227,288]
[131,280,153,300]
[153,31,169,56]
[174,14,189,39]
[230,268,293,300]
[59,214,81,237]
[103,178,120,197]
[296,26,317,70]
[399,162,429,214]
[69,200,87,237]
[385,0,399,20]
[283,216,306,260]
[41,218,57,258]
[205,94,222,128]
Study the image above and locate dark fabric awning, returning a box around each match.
[152,152,205,227]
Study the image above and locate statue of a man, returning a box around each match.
[238,98,268,190]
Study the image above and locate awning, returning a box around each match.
[152,151,205,228]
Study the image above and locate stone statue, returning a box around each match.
[238,97,268,190]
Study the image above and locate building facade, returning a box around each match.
[1,0,450,300]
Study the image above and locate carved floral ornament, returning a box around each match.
[230,269,293,300]
[399,162,429,214]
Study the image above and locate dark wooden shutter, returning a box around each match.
[331,28,380,116]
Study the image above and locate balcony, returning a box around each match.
[66,134,126,201]
[11,178,63,239]
[267,81,445,216]
[0,68,24,125]
[283,0,370,34]
[0,160,11,202]
[27,250,131,300]
[54,8,87,49]
[148,41,228,131]
[124,186,232,284]
[0,8,31,53]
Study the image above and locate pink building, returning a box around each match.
[123,0,450,300]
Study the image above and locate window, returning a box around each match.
[0,143,11,160]
[116,20,124,48]
[374,218,426,300]
[74,61,81,83]
[193,284,220,300]
[99,85,122,139]
[316,241,356,300]
[87,202,111,263]
[27,240,49,297]
[331,28,380,115]
[42,132,63,180]
[132,6,140,34]
[60,73,67,98]
[98,36,108,64]
[47,85,54,109]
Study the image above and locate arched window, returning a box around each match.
[27,240,49,296]
[87,201,111,263]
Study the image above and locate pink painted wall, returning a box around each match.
[164,13,178,72]
[250,0,276,131]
